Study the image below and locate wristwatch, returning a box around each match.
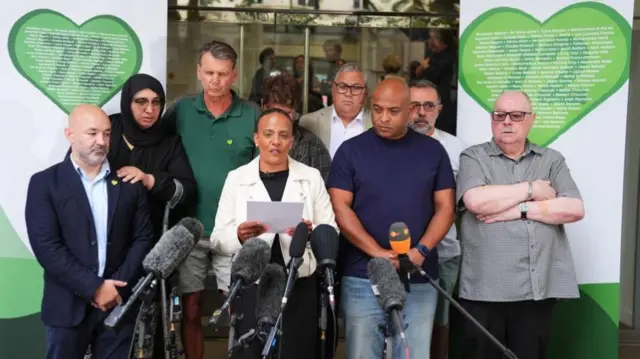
[416,243,430,258]
[518,202,529,220]
[526,181,533,201]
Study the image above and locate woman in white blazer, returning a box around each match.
[211,108,338,359]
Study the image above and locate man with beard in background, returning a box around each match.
[409,79,466,359]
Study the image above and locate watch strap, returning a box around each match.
[519,203,528,220]
[416,244,430,258]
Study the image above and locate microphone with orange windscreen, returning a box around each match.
[389,222,412,256]
[388,222,415,292]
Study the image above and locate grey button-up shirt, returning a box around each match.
[457,140,581,301]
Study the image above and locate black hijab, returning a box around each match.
[118,73,167,147]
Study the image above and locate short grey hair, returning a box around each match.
[336,62,364,76]
[197,40,238,68]
[408,79,441,101]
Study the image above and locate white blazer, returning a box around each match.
[210,156,338,289]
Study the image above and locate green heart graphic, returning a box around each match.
[459,2,631,146]
[7,9,143,114]
[227,139,233,145]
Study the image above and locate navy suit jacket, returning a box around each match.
[25,156,153,327]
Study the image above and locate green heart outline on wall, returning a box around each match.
[7,9,143,114]
[458,2,631,146]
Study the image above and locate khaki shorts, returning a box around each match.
[434,256,461,326]
[177,238,213,294]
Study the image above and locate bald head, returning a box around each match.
[494,90,533,112]
[371,77,411,140]
[68,104,108,127]
[65,104,111,168]
[373,77,410,104]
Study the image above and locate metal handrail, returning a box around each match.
[168,5,459,19]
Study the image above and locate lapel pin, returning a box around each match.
[111,180,118,186]
[227,139,233,145]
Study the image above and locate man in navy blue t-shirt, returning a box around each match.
[327,77,456,359]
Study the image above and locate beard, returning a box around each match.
[80,145,107,166]
[410,116,433,135]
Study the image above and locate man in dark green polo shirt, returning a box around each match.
[165,40,259,359]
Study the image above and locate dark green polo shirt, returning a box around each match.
[166,91,260,236]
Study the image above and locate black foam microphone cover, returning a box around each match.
[367,257,407,313]
[256,263,287,325]
[142,217,203,279]
[289,222,309,258]
[310,224,339,269]
[231,238,271,284]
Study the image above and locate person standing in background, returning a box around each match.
[321,40,344,106]
[248,47,275,104]
[299,62,371,158]
[26,104,153,359]
[164,40,261,359]
[261,71,332,181]
[417,29,457,136]
[409,79,466,359]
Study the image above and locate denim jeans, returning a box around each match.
[341,276,438,359]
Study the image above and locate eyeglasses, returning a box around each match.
[411,101,440,112]
[334,82,366,95]
[133,98,162,110]
[491,111,531,122]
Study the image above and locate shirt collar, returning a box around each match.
[431,128,443,141]
[194,89,243,119]
[487,138,544,157]
[70,154,111,181]
[331,107,364,126]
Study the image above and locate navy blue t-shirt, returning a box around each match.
[327,128,455,283]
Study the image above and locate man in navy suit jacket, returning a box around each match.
[25,104,153,359]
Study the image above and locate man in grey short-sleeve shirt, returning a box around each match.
[457,90,585,359]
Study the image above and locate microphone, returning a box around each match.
[261,222,308,358]
[208,238,271,326]
[389,225,520,359]
[280,222,309,310]
[256,263,286,339]
[389,221,413,270]
[367,257,410,355]
[104,217,203,329]
[310,224,339,312]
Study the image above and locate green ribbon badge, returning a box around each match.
[458,2,631,146]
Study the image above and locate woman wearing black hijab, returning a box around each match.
[108,73,197,239]
[108,73,197,359]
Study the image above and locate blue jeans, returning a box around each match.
[341,276,438,359]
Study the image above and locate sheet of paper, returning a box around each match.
[246,201,304,234]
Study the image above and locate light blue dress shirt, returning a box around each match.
[70,156,110,277]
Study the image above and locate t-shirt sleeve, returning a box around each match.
[327,143,354,193]
[456,149,488,210]
[434,145,455,191]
